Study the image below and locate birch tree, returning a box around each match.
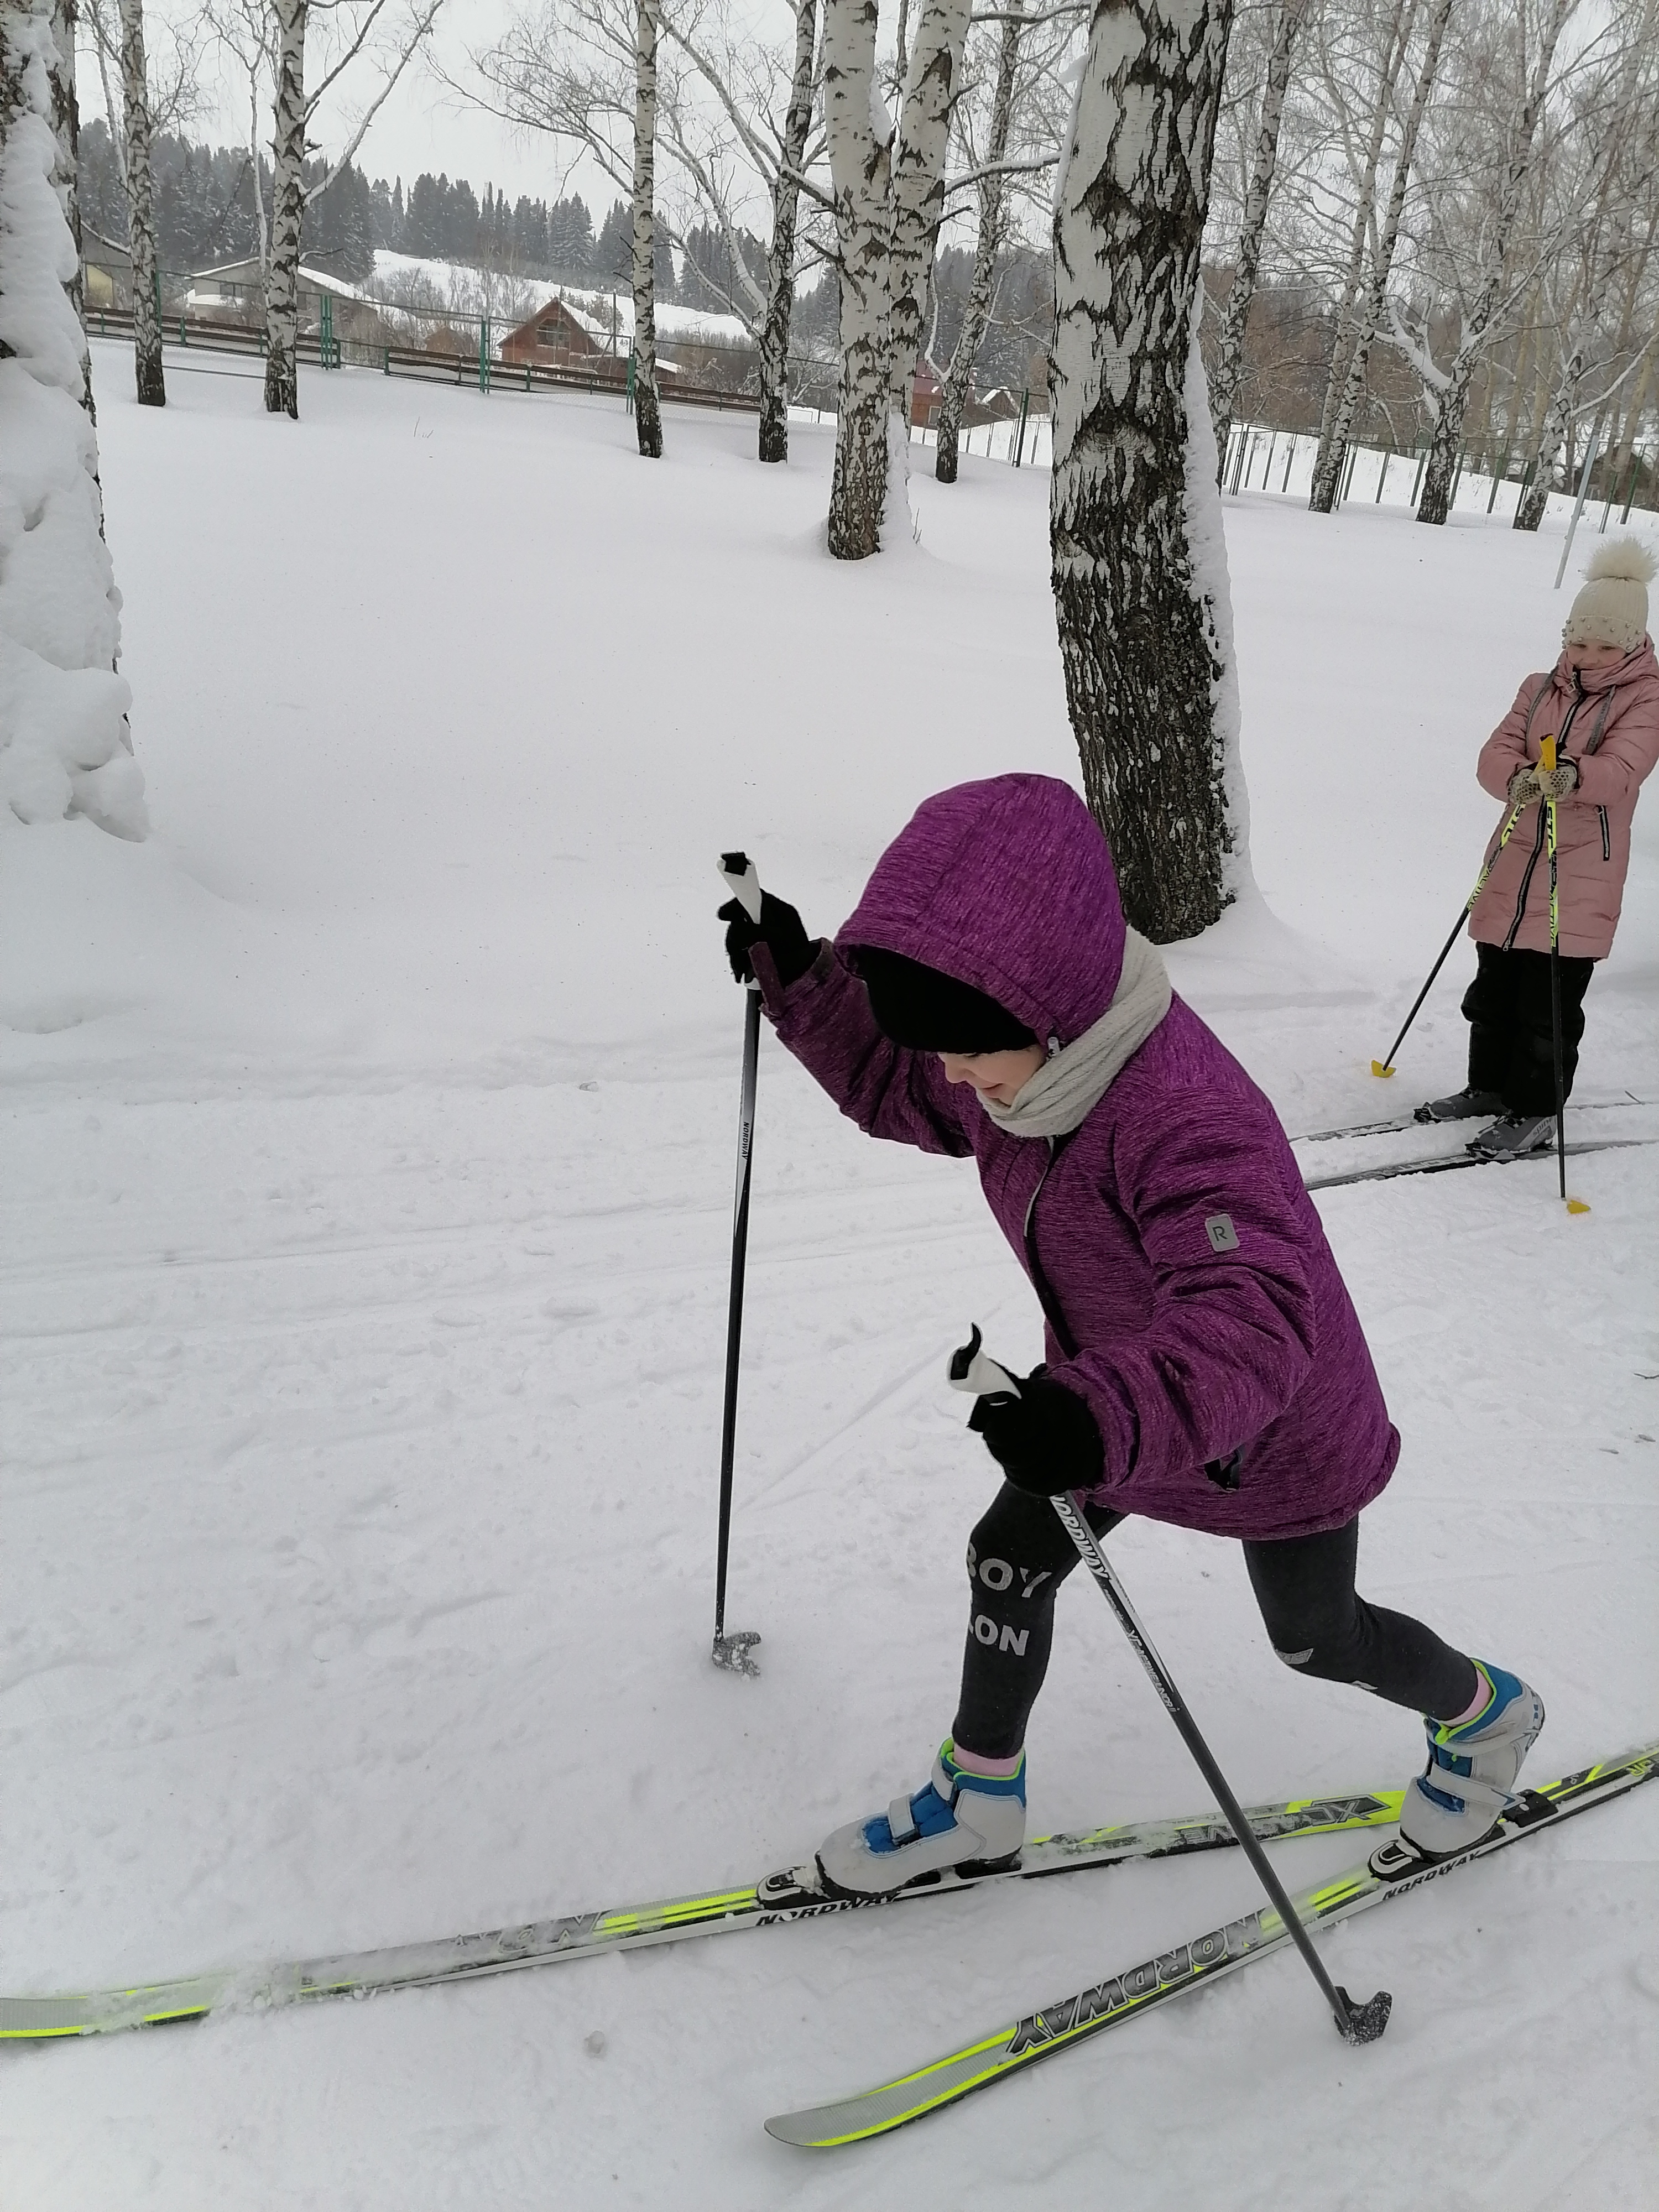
[470,0,681,458]
[630,0,663,455]
[1052,0,1249,941]
[934,0,1022,483]
[755,0,820,460]
[1307,0,1451,508]
[822,0,975,556]
[1512,8,1657,529]
[656,0,832,462]
[264,0,447,418]
[1,0,147,837]
[263,0,305,413]
[1305,0,1415,507]
[823,0,894,555]
[1408,0,1576,523]
[1208,0,1307,475]
[884,0,973,437]
[115,0,163,401]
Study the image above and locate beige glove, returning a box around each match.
[1534,760,1578,800]
[1507,766,1542,806]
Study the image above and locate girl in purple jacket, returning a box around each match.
[721,774,1541,1891]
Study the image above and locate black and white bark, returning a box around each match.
[262,0,446,419]
[630,0,662,456]
[1414,0,1575,524]
[885,0,973,438]
[1309,0,1451,510]
[1207,0,1305,478]
[263,0,305,416]
[1051,0,1248,942]
[823,0,892,557]
[757,0,820,461]
[1,0,147,836]
[1307,0,1416,511]
[117,0,163,403]
[935,0,1022,483]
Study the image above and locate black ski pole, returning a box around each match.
[1371,791,1530,1078]
[947,1327,1392,2048]
[711,852,764,1677]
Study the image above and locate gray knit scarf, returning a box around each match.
[979,928,1172,1140]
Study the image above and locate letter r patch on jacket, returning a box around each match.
[1204,1214,1239,1254]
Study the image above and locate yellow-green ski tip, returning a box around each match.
[1566,1198,1590,1214]
[1371,1061,1394,1078]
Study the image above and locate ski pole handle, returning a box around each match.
[719,852,763,921]
[718,852,764,995]
[947,1324,1022,1402]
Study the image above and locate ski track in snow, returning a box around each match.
[0,348,1655,2209]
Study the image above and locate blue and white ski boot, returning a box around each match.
[1394,1662,1545,1861]
[816,1743,1026,1898]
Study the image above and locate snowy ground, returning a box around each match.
[2,344,1656,2209]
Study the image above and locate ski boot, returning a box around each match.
[816,1742,1025,1898]
[1413,1087,1504,1125]
[1468,1112,1554,1161]
[1381,1664,1545,1871]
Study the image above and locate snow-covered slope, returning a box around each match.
[2,347,1655,2209]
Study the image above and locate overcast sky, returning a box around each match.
[80,0,804,220]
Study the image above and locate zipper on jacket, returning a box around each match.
[1599,806,1610,862]
[1022,1135,1080,1360]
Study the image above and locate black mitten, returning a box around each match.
[969,1372,1104,1498]
[719,890,816,988]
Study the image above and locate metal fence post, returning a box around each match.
[1013,387,1030,468]
[1375,447,1390,502]
[1409,445,1428,505]
[479,315,491,394]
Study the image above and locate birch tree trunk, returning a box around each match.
[1051,0,1246,942]
[824,0,891,558]
[1307,0,1415,509]
[1416,0,1574,524]
[1207,0,1305,476]
[1,0,147,837]
[630,0,663,458]
[1512,335,1579,529]
[117,0,163,405]
[1311,0,1451,509]
[263,0,305,418]
[936,1,1021,484]
[885,0,972,434]
[757,0,817,463]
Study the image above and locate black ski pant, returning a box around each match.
[1464,942,1595,1117]
[952,1484,1480,1762]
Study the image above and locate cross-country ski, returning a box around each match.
[4,30,1656,2204]
[764,1743,1659,2145]
[0,1783,1405,2040]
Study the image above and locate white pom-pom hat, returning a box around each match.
[1563,536,1657,652]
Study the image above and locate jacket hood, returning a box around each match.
[1549,638,1659,695]
[836,774,1126,1046]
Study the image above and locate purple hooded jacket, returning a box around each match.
[752,775,1399,1542]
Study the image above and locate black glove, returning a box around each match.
[969,1371,1104,1498]
[719,890,816,988]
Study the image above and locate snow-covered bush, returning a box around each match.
[0,0,147,839]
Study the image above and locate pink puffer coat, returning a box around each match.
[1469,639,1659,960]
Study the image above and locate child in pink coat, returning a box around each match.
[1418,538,1659,1156]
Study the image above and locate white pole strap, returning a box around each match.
[946,1324,1022,1402]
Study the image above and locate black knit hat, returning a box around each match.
[851,945,1036,1052]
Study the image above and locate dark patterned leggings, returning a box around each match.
[952,1483,1480,1761]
